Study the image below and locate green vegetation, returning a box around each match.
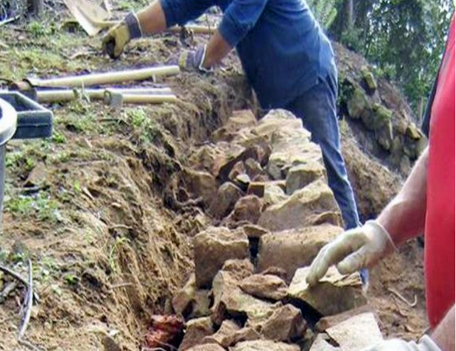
[329,0,454,114]
[5,192,60,223]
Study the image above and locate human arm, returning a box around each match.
[432,306,455,351]
[306,147,429,285]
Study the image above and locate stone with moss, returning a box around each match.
[361,66,378,90]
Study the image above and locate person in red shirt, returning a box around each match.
[306,15,455,351]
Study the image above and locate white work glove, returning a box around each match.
[362,335,441,351]
[306,220,396,286]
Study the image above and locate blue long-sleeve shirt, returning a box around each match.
[160,0,336,108]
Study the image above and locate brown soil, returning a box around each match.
[0,4,427,350]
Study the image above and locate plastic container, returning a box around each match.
[0,92,53,229]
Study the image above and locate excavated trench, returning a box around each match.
[0,33,428,351]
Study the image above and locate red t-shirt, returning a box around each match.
[425,14,455,328]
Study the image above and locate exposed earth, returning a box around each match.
[0,2,428,350]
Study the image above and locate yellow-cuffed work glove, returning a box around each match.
[102,12,142,59]
[306,220,396,286]
[362,336,441,351]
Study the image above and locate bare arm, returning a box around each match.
[432,306,455,351]
[378,147,428,246]
[136,1,168,35]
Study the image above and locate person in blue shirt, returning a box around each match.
[102,0,360,230]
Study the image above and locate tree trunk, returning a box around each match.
[28,0,43,17]
[346,0,354,29]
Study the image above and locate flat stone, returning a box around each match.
[211,271,278,325]
[260,304,306,342]
[287,267,367,316]
[230,340,300,351]
[209,183,244,219]
[240,224,269,239]
[257,225,343,281]
[235,174,251,191]
[326,313,383,350]
[285,162,326,195]
[226,195,263,224]
[309,335,340,351]
[179,317,214,351]
[315,305,373,332]
[194,227,249,288]
[253,109,306,142]
[240,274,288,301]
[186,344,226,351]
[203,320,241,347]
[258,180,343,232]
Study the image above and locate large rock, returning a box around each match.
[212,110,257,142]
[183,169,218,207]
[194,227,249,288]
[285,162,326,195]
[240,274,288,301]
[287,267,367,316]
[258,180,343,232]
[260,304,306,342]
[326,313,383,350]
[209,183,244,219]
[230,340,300,351]
[315,305,373,332]
[253,110,307,142]
[263,183,289,206]
[179,317,214,351]
[221,259,255,281]
[211,271,278,325]
[202,320,241,348]
[226,195,263,224]
[257,225,343,281]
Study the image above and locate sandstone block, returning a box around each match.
[285,162,326,195]
[263,183,289,206]
[183,169,218,207]
[230,340,300,351]
[221,259,255,281]
[260,304,306,342]
[211,271,278,325]
[315,305,373,332]
[326,313,383,350]
[203,320,241,348]
[226,195,263,224]
[309,335,340,351]
[258,180,343,232]
[287,267,367,316]
[257,225,343,281]
[173,274,197,316]
[179,317,214,351]
[240,274,288,301]
[212,110,257,142]
[194,227,249,288]
[247,180,286,198]
[209,183,244,219]
[186,344,226,351]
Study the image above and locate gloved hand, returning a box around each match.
[306,220,396,286]
[362,336,441,351]
[102,12,143,59]
[174,45,212,72]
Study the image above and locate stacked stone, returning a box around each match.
[174,109,383,351]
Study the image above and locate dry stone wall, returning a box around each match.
[167,109,383,350]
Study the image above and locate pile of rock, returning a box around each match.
[171,109,383,350]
